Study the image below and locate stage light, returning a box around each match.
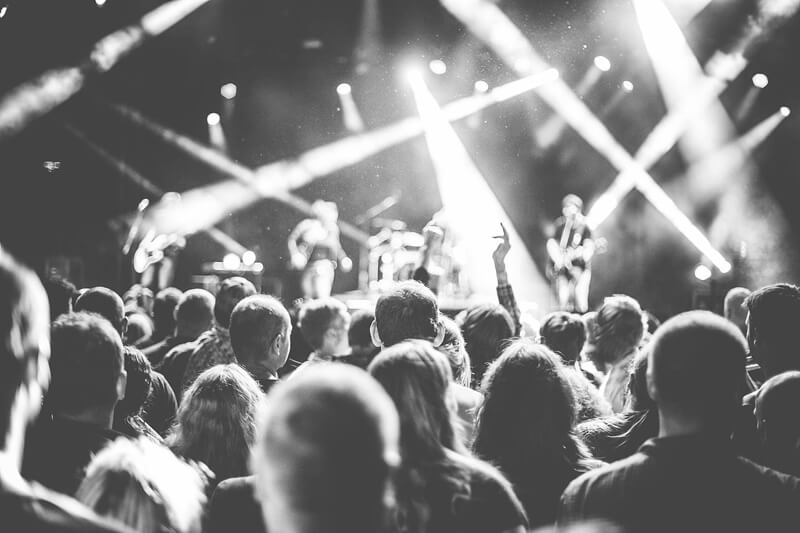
[429,59,447,75]
[622,80,634,92]
[0,6,7,18]
[694,264,712,281]
[223,253,241,270]
[593,56,611,72]
[206,112,220,126]
[220,83,237,100]
[95,0,106,6]
[752,73,769,88]
[780,106,791,117]
[336,83,352,96]
[474,80,489,93]
[242,250,256,266]
[402,65,424,84]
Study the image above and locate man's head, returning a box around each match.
[0,249,50,452]
[647,311,747,434]
[43,276,77,320]
[724,287,751,335]
[74,287,127,336]
[252,364,399,533]
[48,312,126,421]
[755,371,800,470]
[562,194,583,218]
[174,289,215,340]
[230,295,291,374]
[372,281,443,348]
[214,277,257,330]
[744,283,800,377]
[153,287,182,337]
[298,298,350,357]
[593,295,645,366]
[540,311,587,365]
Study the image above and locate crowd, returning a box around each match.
[3,235,800,533]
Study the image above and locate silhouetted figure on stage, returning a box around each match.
[547,195,594,313]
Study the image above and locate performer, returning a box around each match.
[134,229,186,292]
[546,194,594,313]
[288,200,352,299]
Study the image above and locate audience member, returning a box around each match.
[77,437,208,533]
[473,339,602,528]
[74,287,127,336]
[346,308,380,368]
[439,315,482,445]
[124,312,153,347]
[369,340,528,533]
[181,277,256,392]
[755,371,800,476]
[724,286,751,337]
[43,276,77,320]
[167,364,263,485]
[371,280,444,348]
[457,303,515,388]
[122,285,154,318]
[293,297,350,373]
[559,311,800,532]
[24,312,127,496]
[143,287,183,348]
[230,295,291,392]
[0,249,127,532]
[113,347,161,442]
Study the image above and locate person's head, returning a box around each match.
[626,349,654,412]
[311,200,339,224]
[371,281,443,348]
[755,371,800,474]
[174,289,215,340]
[368,340,461,460]
[168,364,263,481]
[77,437,208,533]
[124,312,153,346]
[457,303,514,386]
[75,287,127,336]
[744,283,800,377]
[348,308,380,363]
[122,285,154,317]
[724,287,751,332]
[116,347,152,420]
[647,311,747,435]
[539,311,586,365]
[0,249,50,455]
[43,276,76,320]
[153,287,182,337]
[298,297,350,357]
[562,194,583,218]
[438,315,471,388]
[230,295,292,374]
[213,277,257,330]
[48,312,126,423]
[593,295,644,366]
[252,364,399,533]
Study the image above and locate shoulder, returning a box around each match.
[563,451,648,500]
[213,475,255,498]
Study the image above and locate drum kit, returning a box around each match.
[364,218,425,291]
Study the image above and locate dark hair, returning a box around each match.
[229,295,289,366]
[438,315,471,388]
[124,313,153,346]
[174,289,215,338]
[298,297,349,350]
[457,303,514,386]
[744,283,800,375]
[348,309,375,349]
[593,295,644,366]
[540,312,586,364]
[48,312,124,414]
[0,249,49,445]
[213,277,257,329]
[75,287,126,334]
[374,281,440,347]
[152,288,182,337]
[116,347,152,419]
[43,276,76,320]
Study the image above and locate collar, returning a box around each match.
[639,433,735,458]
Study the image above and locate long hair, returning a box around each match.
[167,364,263,483]
[457,303,514,387]
[368,340,471,533]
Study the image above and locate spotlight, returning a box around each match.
[780,106,791,117]
[593,56,611,72]
[336,83,352,96]
[95,0,106,6]
[752,73,769,89]
[242,250,256,266]
[223,253,241,270]
[474,80,489,93]
[206,112,220,126]
[220,83,237,100]
[694,264,712,281]
[622,80,634,92]
[429,59,447,75]
[402,65,424,84]
[0,5,7,18]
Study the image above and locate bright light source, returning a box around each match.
[694,264,712,281]
[223,253,241,270]
[242,250,256,266]
[474,80,489,93]
[336,83,352,96]
[780,106,791,117]
[752,73,769,89]
[593,56,611,72]
[622,80,634,92]
[402,65,424,84]
[220,83,237,100]
[429,59,447,75]
[206,112,220,126]
[0,6,7,18]
[95,0,106,6]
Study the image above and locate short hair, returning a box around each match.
[374,281,440,347]
[168,364,263,481]
[648,310,746,423]
[43,276,76,320]
[627,348,654,412]
[593,295,644,365]
[457,303,514,386]
[253,364,399,533]
[298,298,349,350]
[0,249,49,445]
[724,287,751,320]
[174,289,215,336]
[563,194,583,210]
[124,313,153,346]
[77,437,208,533]
[438,315,471,388]
[756,371,800,465]
[540,312,586,364]
[744,283,800,374]
[116,347,152,419]
[349,308,375,349]
[48,312,124,414]
[230,295,290,366]
[213,277,257,329]
[75,287,126,334]
[153,287,182,335]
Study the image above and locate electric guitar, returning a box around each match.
[133,230,185,274]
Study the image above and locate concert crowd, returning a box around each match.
[2,232,800,533]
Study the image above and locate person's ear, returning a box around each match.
[646,364,658,403]
[432,319,445,347]
[120,316,129,340]
[370,320,382,348]
[116,369,127,402]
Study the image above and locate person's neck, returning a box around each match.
[55,407,116,429]
[242,359,277,380]
[657,411,729,440]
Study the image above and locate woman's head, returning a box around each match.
[438,316,472,388]
[167,364,263,481]
[457,303,514,386]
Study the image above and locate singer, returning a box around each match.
[546,194,594,313]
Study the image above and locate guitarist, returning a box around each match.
[546,194,594,313]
